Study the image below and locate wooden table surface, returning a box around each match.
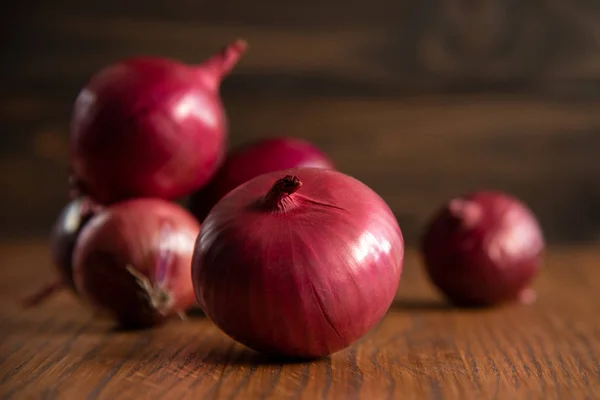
[1,241,599,399]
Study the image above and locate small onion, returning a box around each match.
[192,168,404,358]
[73,198,200,328]
[70,40,247,204]
[421,191,544,307]
[21,197,100,307]
[190,136,334,221]
[51,197,100,290]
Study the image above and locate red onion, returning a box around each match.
[73,198,200,328]
[190,137,334,221]
[51,198,100,288]
[70,40,247,204]
[421,191,545,307]
[192,168,404,358]
[21,198,100,307]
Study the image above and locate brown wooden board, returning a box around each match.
[2,0,600,243]
[0,242,599,399]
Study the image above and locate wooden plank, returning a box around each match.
[4,1,600,96]
[2,0,600,241]
[1,94,599,242]
[1,242,599,398]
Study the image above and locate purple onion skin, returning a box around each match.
[73,198,200,329]
[70,40,247,204]
[50,198,99,290]
[421,191,545,307]
[192,168,404,359]
[190,137,335,221]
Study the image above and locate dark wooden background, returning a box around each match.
[2,0,600,244]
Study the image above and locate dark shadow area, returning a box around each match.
[391,298,491,312]
[443,296,505,310]
[110,323,154,333]
[391,298,452,311]
[187,307,206,318]
[199,345,322,366]
[110,312,201,332]
[82,334,323,369]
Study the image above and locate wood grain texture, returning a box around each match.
[2,94,600,244]
[2,0,600,243]
[1,242,600,399]
[5,0,600,94]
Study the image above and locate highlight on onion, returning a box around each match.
[190,136,335,221]
[21,197,100,307]
[192,168,404,358]
[70,40,247,204]
[73,198,200,328]
[420,191,545,307]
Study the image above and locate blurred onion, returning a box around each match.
[421,191,544,306]
[70,40,247,203]
[190,137,334,220]
[74,198,200,328]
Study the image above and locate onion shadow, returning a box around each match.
[199,344,321,366]
[390,298,452,311]
[390,298,494,312]
[186,307,207,318]
[110,324,154,333]
[109,307,207,332]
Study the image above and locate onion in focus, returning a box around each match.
[192,168,404,358]
[190,136,334,221]
[74,198,200,328]
[70,40,247,204]
[421,191,544,307]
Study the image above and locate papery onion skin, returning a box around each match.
[190,137,334,221]
[421,191,544,307]
[192,168,404,358]
[73,198,200,328]
[70,40,247,204]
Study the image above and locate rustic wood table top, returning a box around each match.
[0,241,599,399]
